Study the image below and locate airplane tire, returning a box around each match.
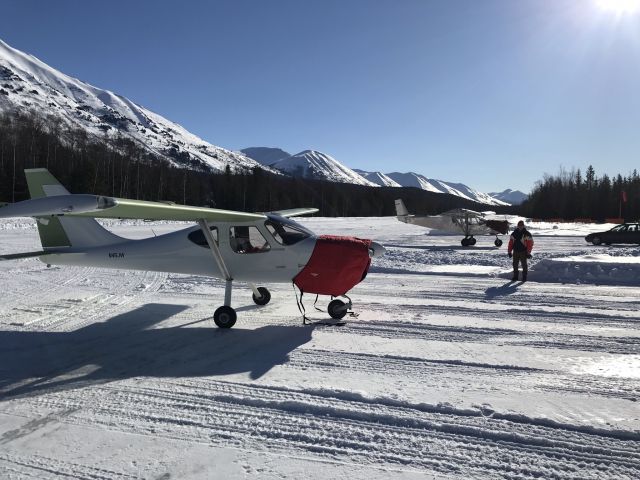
[592,237,602,246]
[469,237,477,246]
[328,299,348,320]
[252,287,271,306]
[214,306,237,328]
[495,239,503,247]
[461,238,469,247]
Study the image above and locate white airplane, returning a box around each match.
[0,169,386,328]
[394,199,509,247]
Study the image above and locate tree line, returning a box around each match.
[0,110,502,217]
[520,166,640,221]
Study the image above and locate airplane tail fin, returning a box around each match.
[25,169,123,249]
[395,199,409,217]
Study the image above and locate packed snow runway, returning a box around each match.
[1,217,639,479]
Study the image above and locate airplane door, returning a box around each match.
[224,224,301,281]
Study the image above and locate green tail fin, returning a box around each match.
[24,169,121,249]
[25,169,72,248]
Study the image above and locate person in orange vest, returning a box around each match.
[508,220,534,282]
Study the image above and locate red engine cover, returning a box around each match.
[486,219,509,235]
[294,235,372,296]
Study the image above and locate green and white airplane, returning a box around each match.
[0,169,386,328]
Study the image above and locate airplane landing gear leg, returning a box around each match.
[198,219,237,329]
[250,283,271,306]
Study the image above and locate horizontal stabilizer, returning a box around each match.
[0,251,48,261]
[270,208,319,218]
[0,195,105,218]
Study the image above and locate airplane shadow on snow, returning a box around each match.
[0,303,314,398]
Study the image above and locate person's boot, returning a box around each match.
[522,271,527,283]
[511,270,518,282]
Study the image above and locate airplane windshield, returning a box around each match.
[265,215,313,246]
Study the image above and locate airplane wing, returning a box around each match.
[269,208,319,218]
[0,194,266,223]
[441,208,483,218]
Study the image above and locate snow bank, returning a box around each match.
[528,254,640,285]
[504,216,619,236]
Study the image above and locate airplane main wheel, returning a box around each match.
[328,299,348,320]
[252,287,271,306]
[495,239,503,247]
[214,306,237,328]
[469,237,477,246]
[592,236,602,246]
[461,238,469,247]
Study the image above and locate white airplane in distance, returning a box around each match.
[0,169,386,328]
[394,199,509,247]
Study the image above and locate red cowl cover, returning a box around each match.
[294,235,372,296]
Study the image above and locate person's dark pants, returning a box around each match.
[512,251,528,280]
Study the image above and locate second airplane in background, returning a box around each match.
[395,199,509,247]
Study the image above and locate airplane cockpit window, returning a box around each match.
[230,226,270,254]
[265,218,312,246]
[627,224,638,232]
[611,225,628,232]
[187,226,218,248]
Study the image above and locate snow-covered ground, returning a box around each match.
[1,217,639,479]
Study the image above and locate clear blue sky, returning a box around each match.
[2,0,640,193]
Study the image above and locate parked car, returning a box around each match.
[585,223,640,245]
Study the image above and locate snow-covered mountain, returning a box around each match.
[489,189,528,205]
[353,169,402,188]
[385,172,445,193]
[386,172,510,206]
[0,38,266,173]
[269,150,378,186]
[240,147,291,166]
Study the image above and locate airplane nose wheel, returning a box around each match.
[252,286,271,306]
[328,299,349,320]
[214,305,237,328]
[494,238,503,247]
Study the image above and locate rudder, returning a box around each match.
[395,199,409,217]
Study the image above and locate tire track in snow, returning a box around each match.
[1,265,167,333]
[0,452,139,479]
[285,349,638,400]
[9,381,640,479]
[340,316,640,354]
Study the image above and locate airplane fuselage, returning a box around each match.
[40,220,316,283]
[398,215,492,236]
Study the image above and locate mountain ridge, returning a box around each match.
[269,150,377,186]
[489,189,528,205]
[0,38,266,174]
[242,146,511,206]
